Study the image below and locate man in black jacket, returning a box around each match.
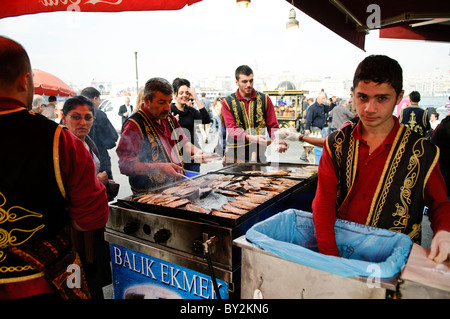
[118,96,133,126]
[81,87,118,179]
[399,91,431,137]
[304,92,334,135]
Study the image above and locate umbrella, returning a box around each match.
[287,0,450,50]
[32,69,77,97]
[0,0,202,19]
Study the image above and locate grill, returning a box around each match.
[105,162,318,299]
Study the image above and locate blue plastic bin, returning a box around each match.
[246,209,413,278]
[313,146,323,164]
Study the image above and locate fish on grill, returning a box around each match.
[211,209,240,219]
[261,185,286,193]
[166,198,190,208]
[157,196,182,205]
[235,194,266,203]
[242,170,261,175]
[185,204,211,214]
[228,200,258,210]
[162,185,185,195]
[221,204,247,215]
[262,169,290,176]
[214,188,240,196]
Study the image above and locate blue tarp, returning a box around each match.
[246,209,413,278]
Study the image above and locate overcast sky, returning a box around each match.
[0,0,449,88]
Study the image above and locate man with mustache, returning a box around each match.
[117,77,203,193]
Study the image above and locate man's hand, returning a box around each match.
[272,139,288,153]
[97,171,109,185]
[134,162,184,179]
[428,230,450,263]
[285,131,302,141]
[247,134,270,146]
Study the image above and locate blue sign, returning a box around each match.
[110,244,229,299]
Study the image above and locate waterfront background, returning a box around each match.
[0,0,449,102]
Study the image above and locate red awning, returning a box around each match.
[0,0,202,19]
[287,0,450,50]
[33,69,77,97]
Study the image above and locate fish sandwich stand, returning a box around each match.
[105,163,318,299]
[105,163,450,299]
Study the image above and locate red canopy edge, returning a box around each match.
[0,0,202,20]
[379,25,450,43]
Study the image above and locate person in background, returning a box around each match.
[41,95,56,119]
[329,99,355,132]
[399,90,431,137]
[133,89,145,114]
[81,87,118,180]
[62,95,113,299]
[0,36,108,299]
[312,55,450,263]
[170,78,211,172]
[54,101,64,124]
[430,112,440,130]
[431,113,450,198]
[394,96,410,117]
[118,96,133,126]
[212,97,227,162]
[222,65,287,164]
[31,94,45,113]
[200,92,212,143]
[117,77,207,193]
[304,92,333,135]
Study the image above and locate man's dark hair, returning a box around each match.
[235,65,253,80]
[80,87,101,100]
[172,77,190,95]
[144,77,173,101]
[63,95,94,115]
[0,36,31,88]
[353,55,403,97]
[409,91,421,103]
[48,96,57,103]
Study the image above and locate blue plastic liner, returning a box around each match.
[183,170,199,179]
[245,209,413,278]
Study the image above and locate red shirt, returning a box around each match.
[116,108,187,176]
[312,118,450,256]
[221,89,279,141]
[0,98,109,298]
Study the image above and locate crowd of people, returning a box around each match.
[1,35,449,300]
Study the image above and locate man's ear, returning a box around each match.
[17,72,31,93]
[396,90,404,105]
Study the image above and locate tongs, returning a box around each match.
[177,173,213,199]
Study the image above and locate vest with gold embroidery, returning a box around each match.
[128,110,184,193]
[223,92,267,162]
[0,109,68,283]
[326,118,439,243]
[399,105,430,137]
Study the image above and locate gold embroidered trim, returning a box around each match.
[53,125,66,199]
[367,126,407,226]
[0,192,44,266]
[423,143,439,197]
[228,93,267,144]
[0,271,44,284]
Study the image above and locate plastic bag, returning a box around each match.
[245,209,413,278]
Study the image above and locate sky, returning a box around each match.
[0,0,449,90]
